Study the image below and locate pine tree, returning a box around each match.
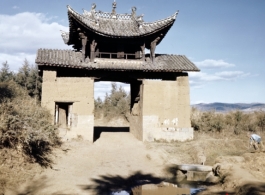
[0,61,13,82]
[95,83,130,120]
[15,59,30,89]
[28,64,42,100]
[15,59,42,100]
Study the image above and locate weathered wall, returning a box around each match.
[142,73,193,142]
[41,70,94,141]
[130,82,143,140]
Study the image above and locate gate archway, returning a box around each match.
[36,2,199,142]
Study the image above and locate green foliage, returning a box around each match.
[0,82,60,167]
[95,83,130,121]
[94,97,103,118]
[191,110,225,132]
[0,82,15,103]
[0,61,14,82]
[191,108,265,135]
[14,59,42,100]
[0,59,42,101]
[15,59,31,88]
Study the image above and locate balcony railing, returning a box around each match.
[97,52,140,59]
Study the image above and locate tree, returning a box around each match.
[15,59,42,100]
[94,83,130,121]
[27,64,42,100]
[94,97,103,118]
[0,61,13,82]
[15,59,30,89]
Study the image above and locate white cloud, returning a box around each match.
[195,59,235,69]
[0,12,69,70]
[12,6,19,9]
[215,71,249,79]
[189,70,251,89]
[190,70,249,82]
[0,53,36,72]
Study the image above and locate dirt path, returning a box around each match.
[28,132,168,195]
[6,132,265,195]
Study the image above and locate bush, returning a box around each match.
[191,109,225,133]
[256,111,265,132]
[0,81,60,167]
[191,108,265,135]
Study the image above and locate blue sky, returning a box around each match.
[0,0,264,104]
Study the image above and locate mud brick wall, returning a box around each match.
[41,69,94,141]
[141,73,193,142]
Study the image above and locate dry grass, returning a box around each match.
[148,131,262,166]
[0,149,43,194]
[0,82,60,194]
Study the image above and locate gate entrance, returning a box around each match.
[93,81,130,142]
[36,2,199,142]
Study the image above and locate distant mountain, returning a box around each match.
[192,103,265,112]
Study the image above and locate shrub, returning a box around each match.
[256,111,265,132]
[191,109,225,132]
[191,108,265,135]
[0,81,60,167]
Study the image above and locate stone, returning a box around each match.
[175,164,212,172]
[187,171,210,182]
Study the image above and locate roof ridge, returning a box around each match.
[65,5,178,40]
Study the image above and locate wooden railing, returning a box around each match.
[97,52,139,59]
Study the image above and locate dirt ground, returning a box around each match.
[3,119,265,195]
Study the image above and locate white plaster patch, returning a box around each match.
[172,118,178,126]
[146,128,194,142]
[161,117,178,127]
[163,119,170,125]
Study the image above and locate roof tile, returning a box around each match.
[36,49,200,72]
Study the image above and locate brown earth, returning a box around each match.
[3,119,265,195]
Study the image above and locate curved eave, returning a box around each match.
[66,5,178,44]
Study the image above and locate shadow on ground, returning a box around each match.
[165,164,186,182]
[6,176,48,195]
[93,127,130,142]
[234,182,265,195]
[80,171,163,195]
[195,182,265,195]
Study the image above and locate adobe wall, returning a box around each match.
[130,82,143,140]
[41,70,94,142]
[142,73,193,142]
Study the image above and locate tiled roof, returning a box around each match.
[62,6,178,44]
[35,49,200,72]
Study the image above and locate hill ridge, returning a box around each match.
[192,102,265,112]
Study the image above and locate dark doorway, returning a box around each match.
[93,127,130,142]
[55,102,73,127]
